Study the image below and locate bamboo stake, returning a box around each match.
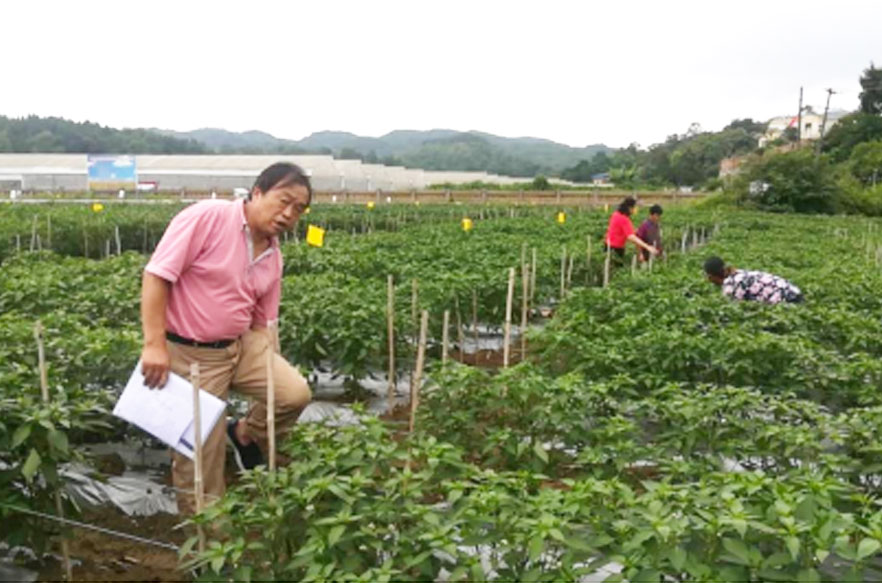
[409,310,429,432]
[631,254,637,276]
[190,362,206,554]
[520,255,529,359]
[603,245,611,288]
[34,323,73,582]
[387,275,396,409]
[47,215,52,250]
[115,225,122,255]
[266,322,276,472]
[503,267,515,368]
[105,239,110,258]
[30,215,37,252]
[560,246,566,299]
[681,230,688,253]
[472,289,479,357]
[586,236,592,285]
[410,279,419,387]
[454,294,464,363]
[566,255,575,289]
[442,310,450,364]
[16,234,21,252]
[530,248,537,306]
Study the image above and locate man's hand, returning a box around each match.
[141,343,170,388]
[647,246,660,256]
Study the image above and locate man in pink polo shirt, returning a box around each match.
[140,162,312,515]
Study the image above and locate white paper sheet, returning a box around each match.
[113,361,226,460]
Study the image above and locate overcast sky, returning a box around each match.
[2,0,880,149]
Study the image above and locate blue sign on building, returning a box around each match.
[87,155,137,189]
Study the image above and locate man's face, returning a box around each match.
[250,183,310,238]
[650,213,661,224]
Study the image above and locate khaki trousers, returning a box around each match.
[166,329,311,515]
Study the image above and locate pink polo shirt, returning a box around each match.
[605,210,634,249]
[145,198,282,342]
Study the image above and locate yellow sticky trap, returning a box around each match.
[604,204,609,212]
[462,217,473,232]
[304,207,311,214]
[556,212,566,224]
[634,205,639,215]
[366,201,375,210]
[91,203,104,213]
[306,224,325,247]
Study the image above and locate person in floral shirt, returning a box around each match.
[703,256,803,304]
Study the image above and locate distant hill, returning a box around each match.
[162,127,613,177]
[0,115,612,177]
[0,115,207,154]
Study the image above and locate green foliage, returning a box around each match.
[530,175,552,190]
[859,62,882,115]
[822,113,882,162]
[847,140,882,186]
[731,149,840,213]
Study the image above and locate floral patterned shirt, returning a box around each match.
[722,270,803,305]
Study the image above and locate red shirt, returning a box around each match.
[145,199,282,342]
[605,210,634,248]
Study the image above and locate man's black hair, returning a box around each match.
[704,256,726,278]
[649,204,663,215]
[617,196,637,214]
[250,162,313,203]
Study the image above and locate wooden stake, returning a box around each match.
[47,215,52,250]
[266,322,276,472]
[387,275,396,409]
[115,225,122,255]
[631,253,637,276]
[442,310,450,364]
[503,267,515,368]
[409,310,429,432]
[454,294,464,363]
[190,362,206,554]
[34,322,72,581]
[681,230,688,253]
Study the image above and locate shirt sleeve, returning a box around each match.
[252,252,282,327]
[145,203,216,283]
[635,220,649,241]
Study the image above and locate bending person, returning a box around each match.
[605,196,658,264]
[140,162,312,514]
[704,256,803,304]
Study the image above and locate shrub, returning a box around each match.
[730,149,839,213]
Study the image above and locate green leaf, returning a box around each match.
[21,448,41,481]
[210,556,225,573]
[12,424,31,448]
[797,568,821,583]
[786,536,801,560]
[856,538,881,561]
[528,536,545,561]
[722,537,751,566]
[47,429,69,455]
[633,569,661,583]
[328,525,345,547]
[533,440,549,464]
[669,546,687,571]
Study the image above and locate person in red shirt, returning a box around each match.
[604,196,658,264]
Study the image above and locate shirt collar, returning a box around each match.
[237,198,279,250]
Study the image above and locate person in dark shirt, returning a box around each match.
[636,204,663,261]
[704,256,803,304]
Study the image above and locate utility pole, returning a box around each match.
[797,86,804,142]
[816,88,836,157]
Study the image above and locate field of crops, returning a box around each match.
[3,199,882,581]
